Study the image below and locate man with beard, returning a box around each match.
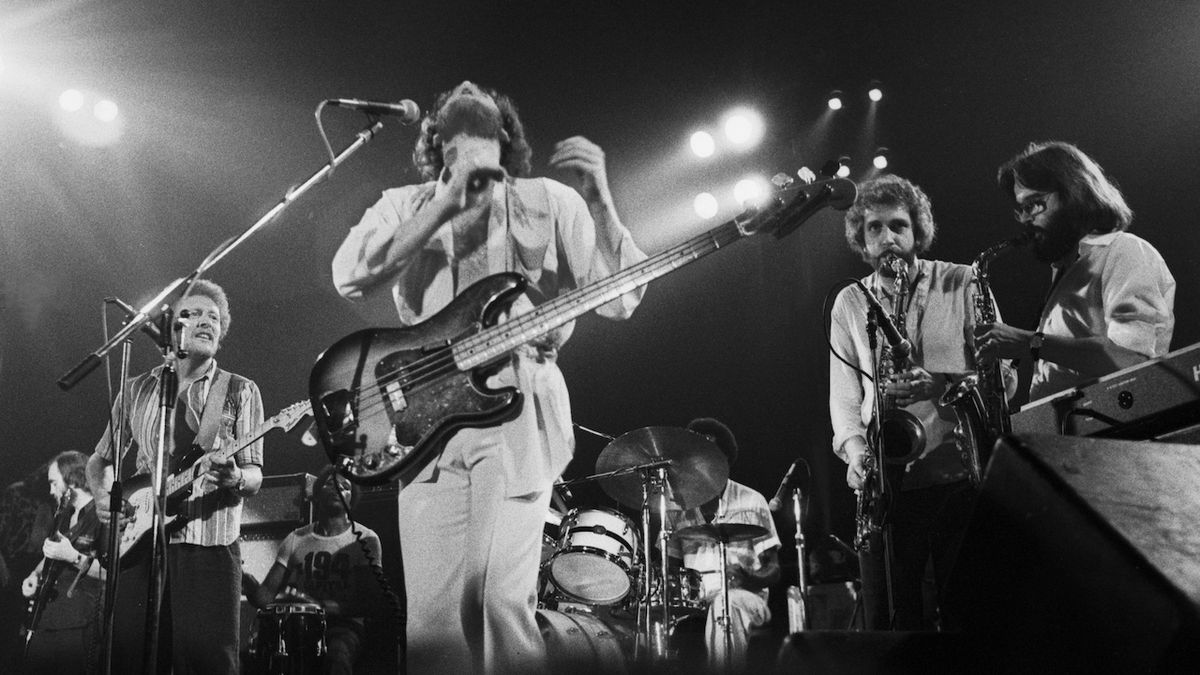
[331,81,646,673]
[21,451,103,674]
[829,175,1015,630]
[86,280,264,673]
[251,467,383,675]
[976,141,1175,401]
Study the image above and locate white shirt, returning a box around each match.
[1031,231,1175,400]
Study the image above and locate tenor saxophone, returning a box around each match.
[855,256,924,551]
[939,234,1028,483]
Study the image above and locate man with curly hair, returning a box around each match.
[828,175,1015,631]
[332,81,646,674]
[86,279,264,673]
[976,141,1175,401]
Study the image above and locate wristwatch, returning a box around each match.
[1030,331,1046,361]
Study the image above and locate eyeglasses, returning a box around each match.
[1013,195,1050,222]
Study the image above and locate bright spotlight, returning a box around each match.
[59,89,84,112]
[94,99,119,122]
[827,90,844,111]
[868,81,883,102]
[690,131,715,158]
[733,176,768,207]
[835,157,852,178]
[873,147,889,170]
[694,192,719,219]
[723,107,764,149]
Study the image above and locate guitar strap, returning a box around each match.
[193,369,232,453]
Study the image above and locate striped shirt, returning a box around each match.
[93,360,264,546]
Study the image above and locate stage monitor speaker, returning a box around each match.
[944,433,1200,673]
[242,472,313,527]
[776,631,993,674]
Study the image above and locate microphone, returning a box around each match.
[327,98,421,124]
[854,281,911,357]
[105,297,164,344]
[768,458,804,512]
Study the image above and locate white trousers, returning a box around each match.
[704,588,770,671]
[397,427,551,675]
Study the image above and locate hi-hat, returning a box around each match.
[596,426,728,510]
[674,522,769,545]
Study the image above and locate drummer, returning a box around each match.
[665,418,780,670]
[251,467,384,674]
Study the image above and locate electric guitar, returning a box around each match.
[110,400,311,564]
[24,492,74,638]
[310,176,857,485]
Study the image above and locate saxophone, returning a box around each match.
[854,256,925,551]
[939,234,1028,483]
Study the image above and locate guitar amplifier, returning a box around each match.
[241,472,314,527]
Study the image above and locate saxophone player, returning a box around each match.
[828,175,1017,630]
[976,142,1175,401]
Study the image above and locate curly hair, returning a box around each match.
[53,450,90,492]
[843,174,937,262]
[412,84,533,182]
[179,279,232,340]
[997,141,1132,235]
[686,417,739,468]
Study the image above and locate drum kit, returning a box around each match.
[249,595,328,675]
[538,426,769,669]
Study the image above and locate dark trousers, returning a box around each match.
[859,480,974,631]
[108,542,241,674]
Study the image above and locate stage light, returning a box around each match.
[733,176,769,207]
[690,131,715,158]
[93,99,119,122]
[873,147,889,170]
[693,192,719,219]
[59,89,84,112]
[836,156,851,178]
[827,90,844,111]
[723,107,764,149]
[868,81,883,102]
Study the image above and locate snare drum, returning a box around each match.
[251,601,326,675]
[666,568,706,616]
[548,508,639,606]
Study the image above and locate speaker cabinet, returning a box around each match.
[944,433,1200,672]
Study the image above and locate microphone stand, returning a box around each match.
[56,118,387,392]
[866,304,899,630]
[99,337,135,675]
[143,309,178,674]
[54,116,392,671]
[790,486,808,632]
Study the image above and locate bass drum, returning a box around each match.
[537,608,632,675]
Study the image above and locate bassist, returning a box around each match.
[85,280,264,674]
[331,81,647,674]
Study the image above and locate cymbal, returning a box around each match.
[674,522,769,545]
[596,426,728,510]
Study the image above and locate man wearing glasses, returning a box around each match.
[975,141,1176,401]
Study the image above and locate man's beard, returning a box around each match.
[438,96,504,143]
[1031,210,1079,263]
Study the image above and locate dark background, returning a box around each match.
[2,0,1198,556]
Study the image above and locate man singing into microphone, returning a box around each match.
[331,81,646,674]
[828,175,1016,630]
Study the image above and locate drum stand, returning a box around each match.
[634,465,674,663]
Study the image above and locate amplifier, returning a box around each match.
[241,472,314,527]
[1012,341,1200,439]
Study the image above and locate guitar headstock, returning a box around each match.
[268,400,313,433]
[736,174,857,239]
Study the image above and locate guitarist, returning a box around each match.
[20,450,102,673]
[85,280,264,674]
[331,81,647,674]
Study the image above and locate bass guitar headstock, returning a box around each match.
[735,173,857,240]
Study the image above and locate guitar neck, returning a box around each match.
[453,218,747,369]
